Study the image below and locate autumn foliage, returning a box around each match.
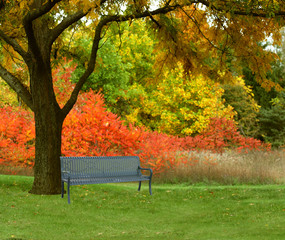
[0,106,35,167]
[0,62,270,174]
[0,93,270,174]
[183,117,271,153]
[62,91,143,157]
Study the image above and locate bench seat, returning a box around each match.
[62,175,151,185]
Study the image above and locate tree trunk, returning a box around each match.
[29,65,64,195]
[29,112,63,195]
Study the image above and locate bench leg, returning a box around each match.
[67,179,71,204]
[149,180,152,195]
[138,181,141,191]
[61,181,64,198]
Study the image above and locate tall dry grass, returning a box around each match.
[0,164,34,176]
[156,150,285,185]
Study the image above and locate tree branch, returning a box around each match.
[24,0,62,23]
[49,10,89,46]
[49,0,109,48]
[0,63,34,111]
[0,29,30,62]
[23,0,62,60]
[61,17,108,116]
[198,0,285,17]
[106,3,186,22]
[180,7,222,52]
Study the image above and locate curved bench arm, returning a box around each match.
[61,170,71,177]
[138,166,153,178]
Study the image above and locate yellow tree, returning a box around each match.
[0,0,284,195]
[148,71,234,136]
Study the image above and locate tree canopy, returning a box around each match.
[0,0,284,194]
[1,0,284,110]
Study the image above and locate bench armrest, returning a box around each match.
[61,171,71,178]
[138,166,153,178]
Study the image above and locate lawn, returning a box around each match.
[1,175,285,240]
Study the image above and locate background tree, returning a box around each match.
[239,27,285,145]
[69,20,156,117]
[70,37,132,116]
[222,77,261,138]
[242,50,285,109]
[257,30,285,147]
[258,91,285,147]
[0,0,284,195]
[126,66,234,136]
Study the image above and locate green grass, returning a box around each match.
[1,175,285,240]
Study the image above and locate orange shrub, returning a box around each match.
[62,91,143,157]
[0,106,35,167]
[0,96,271,174]
[183,117,271,153]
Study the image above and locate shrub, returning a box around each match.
[62,91,143,157]
[0,106,35,167]
[186,117,271,153]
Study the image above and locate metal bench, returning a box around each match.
[60,156,153,204]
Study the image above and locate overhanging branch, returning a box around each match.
[49,10,89,46]
[0,63,34,111]
[61,18,109,116]
[105,3,186,22]
[49,0,110,49]
[198,0,285,17]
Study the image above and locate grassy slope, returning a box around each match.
[1,175,285,240]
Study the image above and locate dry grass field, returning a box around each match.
[157,150,285,185]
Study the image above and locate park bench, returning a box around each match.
[60,156,153,204]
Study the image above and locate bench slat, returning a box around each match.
[63,175,150,185]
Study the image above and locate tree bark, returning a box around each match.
[28,65,64,194]
[30,111,63,195]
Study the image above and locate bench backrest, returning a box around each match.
[60,156,142,178]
